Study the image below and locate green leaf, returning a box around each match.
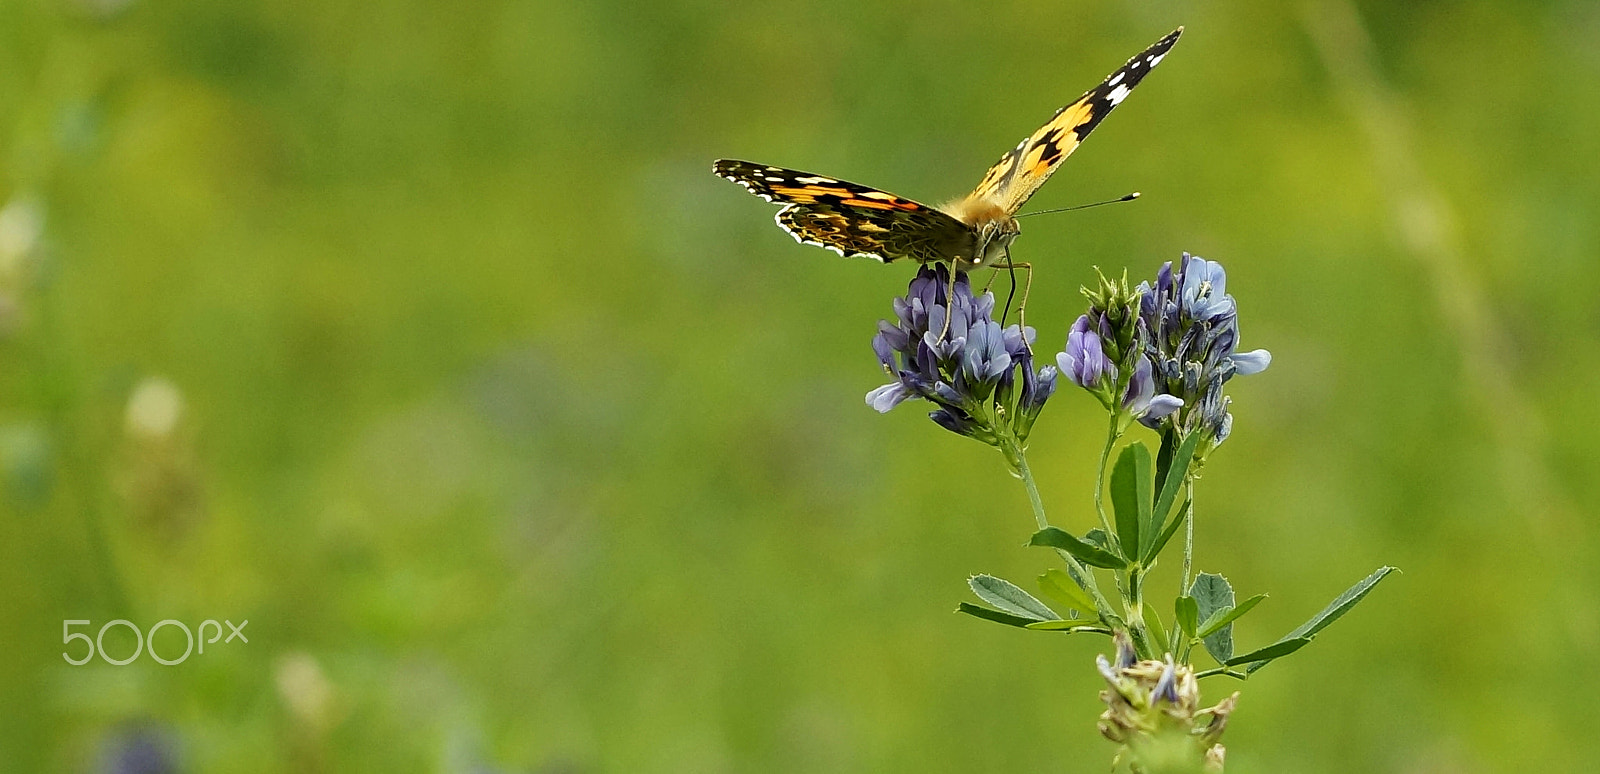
[1154,428,1179,497]
[1085,528,1111,550]
[1284,566,1397,641]
[1029,527,1128,570]
[1197,594,1267,638]
[956,602,1037,629]
[1145,607,1172,657]
[1037,569,1098,617]
[1226,637,1312,666]
[1194,667,1250,681]
[1190,573,1236,663]
[1110,443,1153,558]
[1245,566,1397,674]
[1174,595,1199,639]
[1145,498,1189,563]
[1024,620,1111,632]
[968,575,1059,621]
[1147,432,1201,557]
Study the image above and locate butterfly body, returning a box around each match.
[714,27,1182,272]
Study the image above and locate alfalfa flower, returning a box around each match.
[868,265,1056,448]
[1137,253,1271,445]
[1060,269,1184,427]
[1060,314,1115,391]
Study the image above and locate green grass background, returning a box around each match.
[2,0,1597,771]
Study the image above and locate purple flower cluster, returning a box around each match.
[1056,254,1269,445]
[1058,312,1184,424]
[868,265,1057,446]
[1137,253,1271,442]
[1056,270,1183,425]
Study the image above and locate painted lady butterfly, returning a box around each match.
[714,28,1181,274]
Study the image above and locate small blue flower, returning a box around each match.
[865,381,912,413]
[1058,270,1165,423]
[1021,364,1058,415]
[1058,314,1115,389]
[869,265,1055,446]
[1125,356,1183,422]
[1179,256,1234,322]
[962,319,1013,392]
[1231,348,1271,376]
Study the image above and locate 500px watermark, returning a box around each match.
[62,619,248,666]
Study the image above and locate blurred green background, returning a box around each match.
[2,0,1596,771]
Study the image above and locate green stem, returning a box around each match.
[1014,445,1050,533]
[1092,414,1121,543]
[1181,478,1197,597]
[1007,440,1119,625]
[1125,565,1152,656]
[1088,416,1158,657]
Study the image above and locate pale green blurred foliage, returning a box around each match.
[1,0,1597,771]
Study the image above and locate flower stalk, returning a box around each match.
[866,252,1389,772]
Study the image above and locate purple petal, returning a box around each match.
[865,383,911,413]
[1152,660,1180,704]
[1232,349,1272,376]
[1096,653,1119,683]
[1123,357,1155,411]
[1143,394,1183,419]
[1055,351,1078,386]
[872,331,896,370]
[929,407,979,437]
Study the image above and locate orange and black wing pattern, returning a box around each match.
[713,159,971,263]
[971,28,1182,214]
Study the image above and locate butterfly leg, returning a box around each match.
[936,262,960,343]
[994,260,1034,354]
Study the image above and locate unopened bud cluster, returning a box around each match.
[1098,634,1238,774]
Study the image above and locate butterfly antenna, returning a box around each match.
[1015,192,1140,218]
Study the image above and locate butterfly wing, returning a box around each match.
[714,159,973,263]
[971,28,1182,214]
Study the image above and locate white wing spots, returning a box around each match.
[1106,84,1131,106]
[777,208,832,251]
[860,191,897,200]
[725,176,780,202]
[796,175,838,184]
[764,176,785,182]
[1108,72,1125,86]
[1148,53,1166,68]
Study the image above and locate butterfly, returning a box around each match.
[713,28,1181,277]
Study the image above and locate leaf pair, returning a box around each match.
[1191,567,1398,676]
[1029,526,1124,569]
[1178,573,1265,664]
[1111,433,1200,565]
[957,574,1108,633]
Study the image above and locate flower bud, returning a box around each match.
[1096,634,1238,773]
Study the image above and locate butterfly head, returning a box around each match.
[969,218,1019,271]
[944,196,1019,272]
